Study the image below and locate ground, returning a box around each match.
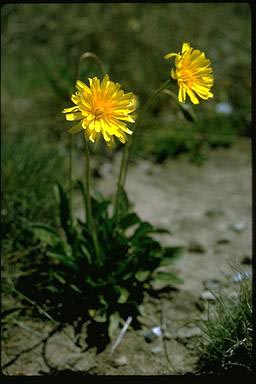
[1,138,252,375]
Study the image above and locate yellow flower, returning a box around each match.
[164,42,214,104]
[62,75,136,145]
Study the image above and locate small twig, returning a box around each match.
[224,361,251,371]
[12,319,45,337]
[160,298,176,373]
[109,316,132,357]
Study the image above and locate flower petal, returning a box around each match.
[164,52,177,60]
[182,42,191,53]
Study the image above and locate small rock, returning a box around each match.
[233,271,251,283]
[150,346,162,354]
[143,326,162,343]
[205,209,224,217]
[203,279,220,290]
[188,241,206,253]
[216,238,230,244]
[111,355,128,367]
[163,331,172,340]
[176,326,202,339]
[200,290,216,301]
[230,222,246,233]
[242,255,252,265]
[195,300,205,312]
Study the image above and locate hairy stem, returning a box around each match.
[68,134,73,205]
[84,139,101,264]
[114,79,171,223]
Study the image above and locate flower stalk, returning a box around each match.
[68,134,73,204]
[68,52,105,205]
[114,78,171,223]
[84,138,101,264]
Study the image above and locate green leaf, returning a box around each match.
[135,270,150,282]
[93,309,107,323]
[179,103,197,122]
[91,198,110,219]
[117,286,130,303]
[160,246,183,266]
[68,122,83,134]
[153,271,183,286]
[47,251,77,270]
[153,227,171,234]
[80,243,92,265]
[54,183,73,235]
[118,212,141,231]
[70,284,82,293]
[53,272,66,284]
[132,222,154,242]
[118,186,130,214]
[31,223,61,246]
[76,180,87,219]
[108,312,121,339]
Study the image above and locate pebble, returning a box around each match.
[233,271,251,283]
[205,209,224,217]
[195,301,205,312]
[200,290,216,301]
[176,326,202,339]
[163,331,172,340]
[111,355,128,367]
[143,326,162,343]
[216,238,230,244]
[242,255,252,265]
[188,241,206,253]
[150,346,162,354]
[230,222,246,233]
[203,279,220,290]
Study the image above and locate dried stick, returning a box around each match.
[109,316,132,357]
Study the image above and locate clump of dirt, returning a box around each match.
[2,139,251,375]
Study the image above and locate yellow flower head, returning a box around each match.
[164,42,214,104]
[62,75,136,145]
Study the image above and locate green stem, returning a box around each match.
[68,134,73,205]
[84,139,101,264]
[71,52,105,201]
[75,52,105,81]
[114,78,171,223]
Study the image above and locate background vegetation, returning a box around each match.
[197,276,252,374]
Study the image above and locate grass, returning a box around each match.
[1,127,68,256]
[196,276,253,374]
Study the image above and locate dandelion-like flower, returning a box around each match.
[63,75,136,145]
[164,42,214,104]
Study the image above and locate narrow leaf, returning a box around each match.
[135,270,150,282]
[108,312,121,339]
[118,212,141,231]
[31,223,61,246]
[117,286,130,304]
[154,271,183,285]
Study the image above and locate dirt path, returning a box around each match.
[2,138,252,375]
